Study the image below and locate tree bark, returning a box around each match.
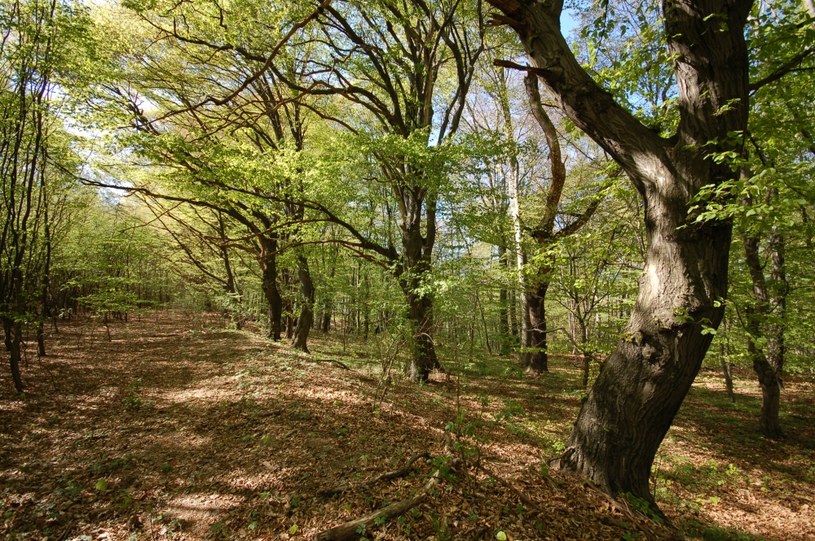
[259,238,283,341]
[487,0,752,506]
[497,244,512,355]
[524,281,549,372]
[403,287,439,382]
[292,254,315,352]
[3,318,25,393]
[743,233,785,438]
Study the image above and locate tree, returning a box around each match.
[1,0,91,391]
[92,1,324,348]
[274,0,486,380]
[486,0,755,507]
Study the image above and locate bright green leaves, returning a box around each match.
[574,0,677,133]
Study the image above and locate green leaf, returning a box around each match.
[496,531,508,541]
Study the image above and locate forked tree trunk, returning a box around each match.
[487,0,752,507]
[292,255,315,352]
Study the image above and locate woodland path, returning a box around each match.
[1,312,814,540]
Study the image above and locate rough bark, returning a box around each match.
[524,281,549,372]
[398,187,442,382]
[487,0,752,505]
[292,254,315,352]
[401,275,440,382]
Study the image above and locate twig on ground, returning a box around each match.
[309,358,351,370]
[316,467,441,541]
[318,451,430,499]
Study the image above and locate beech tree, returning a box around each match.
[91,1,325,348]
[273,0,486,380]
[485,0,761,506]
[0,0,91,391]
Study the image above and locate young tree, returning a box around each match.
[0,0,91,391]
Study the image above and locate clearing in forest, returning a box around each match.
[1,312,814,540]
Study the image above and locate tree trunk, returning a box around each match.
[559,218,731,504]
[497,244,512,355]
[37,322,46,357]
[487,0,751,508]
[525,280,549,373]
[744,233,785,439]
[3,318,25,393]
[259,239,283,341]
[292,254,315,352]
[577,318,592,388]
[404,287,439,382]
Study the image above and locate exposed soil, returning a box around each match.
[1,312,813,540]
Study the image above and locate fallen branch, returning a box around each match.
[316,468,440,541]
[319,451,430,499]
[309,358,351,370]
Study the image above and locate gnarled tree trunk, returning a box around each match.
[487,0,752,506]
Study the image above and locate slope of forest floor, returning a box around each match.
[1,311,814,541]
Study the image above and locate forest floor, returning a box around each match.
[1,312,814,541]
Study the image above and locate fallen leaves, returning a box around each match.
[0,312,813,540]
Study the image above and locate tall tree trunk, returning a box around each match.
[560,216,732,504]
[403,285,439,382]
[282,268,295,339]
[396,186,442,382]
[259,239,283,341]
[487,0,752,507]
[744,233,785,438]
[525,280,549,372]
[497,244,512,355]
[292,254,315,352]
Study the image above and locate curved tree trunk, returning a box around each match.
[558,213,731,504]
[487,0,752,508]
[292,254,315,352]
